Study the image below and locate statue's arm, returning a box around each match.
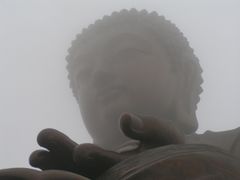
[0,168,89,180]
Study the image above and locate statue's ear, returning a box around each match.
[173,62,199,134]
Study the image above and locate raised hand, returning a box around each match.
[29,129,124,178]
[29,113,185,178]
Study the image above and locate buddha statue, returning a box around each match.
[65,8,240,157]
[0,9,239,179]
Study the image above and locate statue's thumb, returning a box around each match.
[120,113,185,146]
[120,113,145,141]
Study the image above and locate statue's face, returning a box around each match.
[75,35,181,149]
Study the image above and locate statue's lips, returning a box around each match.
[97,86,126,104]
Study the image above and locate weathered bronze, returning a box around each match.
[0,9,239,179]
[98,144,240,180]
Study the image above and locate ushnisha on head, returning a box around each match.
[66,9,203,150]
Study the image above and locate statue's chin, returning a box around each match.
[176,111,198,134]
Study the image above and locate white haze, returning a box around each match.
[0,0,239,168]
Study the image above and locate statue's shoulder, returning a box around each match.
[229,127,240,157]
[187,127,240,157]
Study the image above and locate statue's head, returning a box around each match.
[66,9,203,150]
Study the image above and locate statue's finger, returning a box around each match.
[0,168,40,180]
[120,113,184,147]
[37,128,77,155]
[73,143,124,178]
[29,149,79,173]
[29,150,61,170]
[120,113,145,140]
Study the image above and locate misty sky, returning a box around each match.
[0,0,239,168]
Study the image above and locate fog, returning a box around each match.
[0,0,239,168]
